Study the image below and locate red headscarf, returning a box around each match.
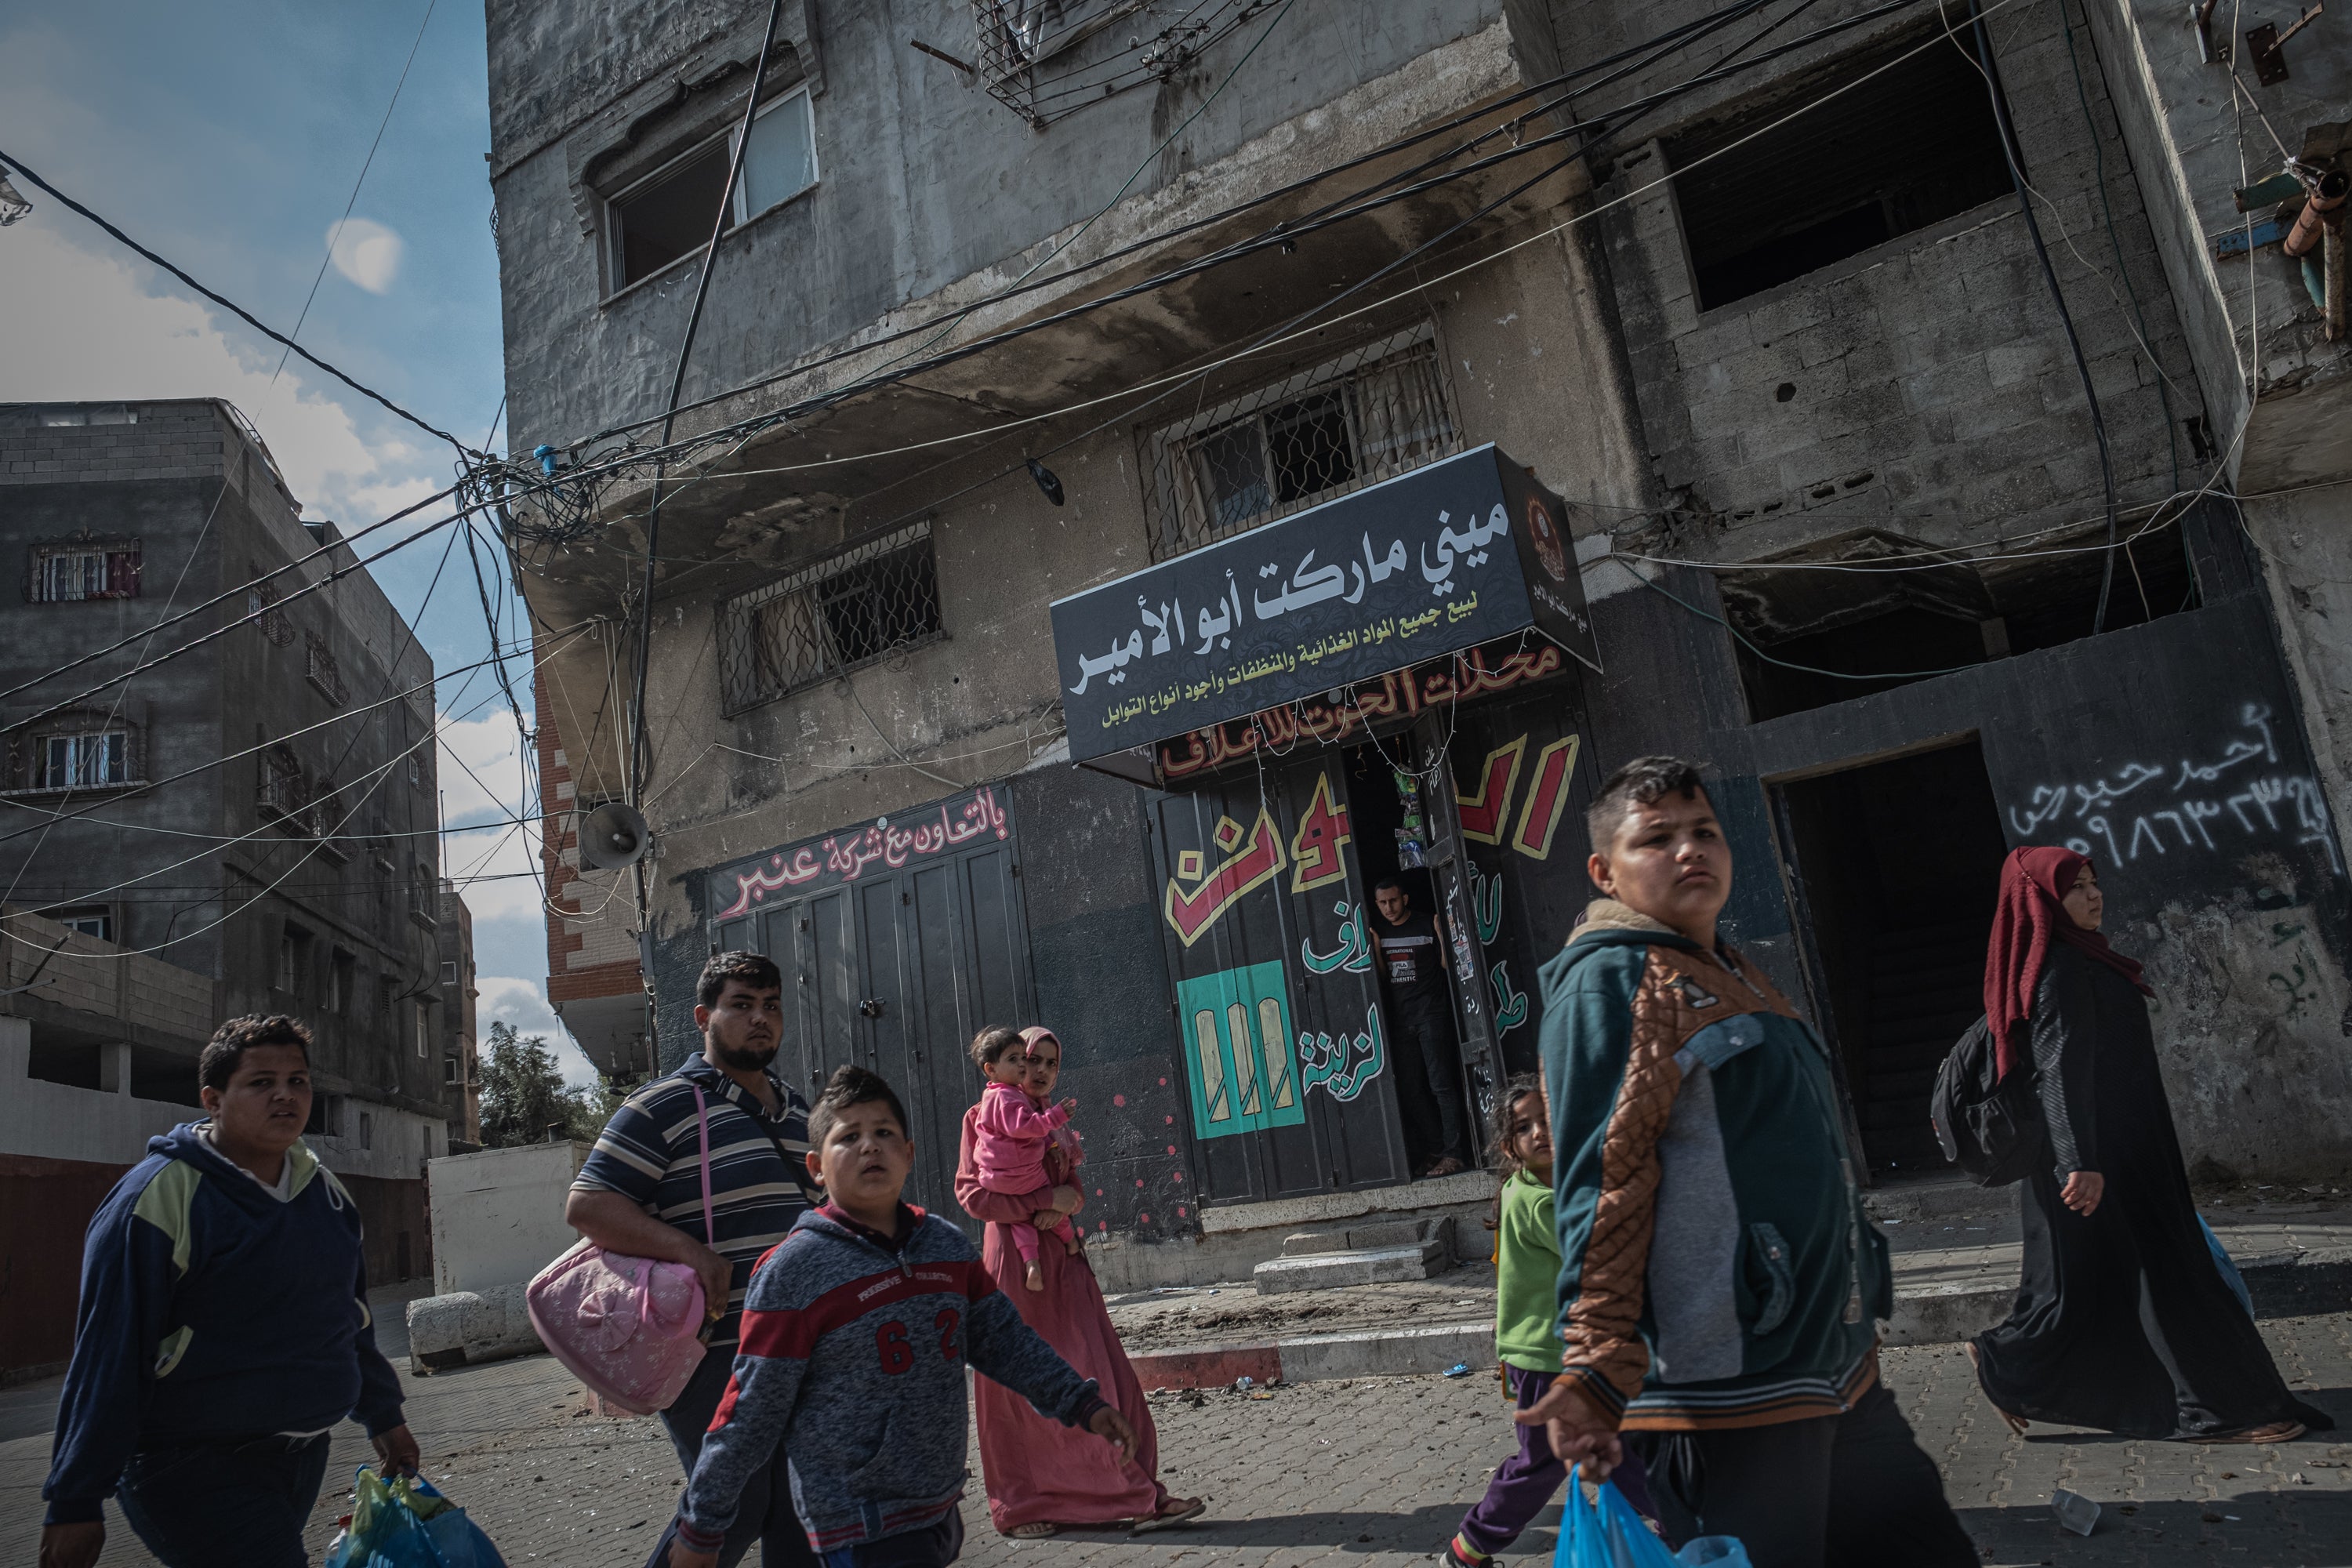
[1983,846,2154,1079]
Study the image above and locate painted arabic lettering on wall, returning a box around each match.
[1053,446,1594,761]
[1299,1003,1387,1102]
[2006,702,2343,876]
[1290,775,1353,894]
[1468,863,1530,1037]
[1176,963,1306,1140]
[710,786,1011,919]
[1156,643,1566,781]
[1163,809,1287,946]
[1456,734,1580,860]
[1303,899,1375,975]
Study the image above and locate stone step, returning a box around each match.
[1279,1214,1453,1258]
[1253,1237,1450,1294]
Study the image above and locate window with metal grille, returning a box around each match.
[248,579,294,644]
[408,862,440,930]
[58,907,112,942]
[259,744,307,822]
[42,731,128,789]
[1138,325,1460,561]
[303,633,347,705]
[30,539,141,601]
[718,522,942,713]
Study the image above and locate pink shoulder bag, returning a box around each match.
[525,1083,717,1415]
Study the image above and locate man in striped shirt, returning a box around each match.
[568,950,817,1568]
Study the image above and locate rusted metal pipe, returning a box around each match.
[2283,168,2348,258]
[2328,222,2347,340]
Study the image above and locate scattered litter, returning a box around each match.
[1443,1362,1472,1378]
[1181,1389,1206,1407]
[2203,1512,2225,1523]
[2050,1490,2098,1537]
[2292,1472,2310,1484]
[1882,1219,1902,1225]
[1248,1389,1274,1400]
[2227,1515,2241,1522]
[1235,1375,1255,1392]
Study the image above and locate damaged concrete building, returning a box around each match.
[488,0,2352,1283]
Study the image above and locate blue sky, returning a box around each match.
[0,0,597,1078]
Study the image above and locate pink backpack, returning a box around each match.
[526,1084,717,1415]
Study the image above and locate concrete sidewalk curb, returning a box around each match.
[1129,1249,2352,1388]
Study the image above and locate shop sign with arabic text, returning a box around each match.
[1049,445,1598,762]
[707,786,1011,919]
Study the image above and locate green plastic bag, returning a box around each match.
[324,1466,506,1568]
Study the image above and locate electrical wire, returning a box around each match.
[1958,0,2121,634]
[543,0,1922,466]
[0,149,475,457]
[272,0,439,386]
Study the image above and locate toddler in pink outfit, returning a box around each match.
[970,1027,1080,1290]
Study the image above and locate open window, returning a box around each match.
[1721,521,2200,723]
[604,87,818,294]
[1669,34,2017,310]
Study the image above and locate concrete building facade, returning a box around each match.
[487,0,2352,1283]
[0,399,470,1374]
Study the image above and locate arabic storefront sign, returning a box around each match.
[1051,445,1599,762]
[707,785,1011,919]
[1156,641,1565,781]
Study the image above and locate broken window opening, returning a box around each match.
[603,87,819,295]
[1722,520,2199,723]
[1670,35,2017,311]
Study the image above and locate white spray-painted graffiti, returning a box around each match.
[2006,703,2344,876]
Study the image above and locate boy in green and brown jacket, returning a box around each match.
[1518,757,1975,1567]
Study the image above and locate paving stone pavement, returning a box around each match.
[4,1309,2347,1566]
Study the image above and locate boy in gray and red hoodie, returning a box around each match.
[660,1065,1136,1568]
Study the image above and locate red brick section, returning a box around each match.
[1124,1343,1285,1390]
[532,661,645,1008]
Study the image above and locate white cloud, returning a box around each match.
[0,220,437,524]
[327,217,404,295]
[438,706,544,924]
[477,975,600,1087]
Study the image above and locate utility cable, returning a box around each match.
[0,149,474,456]
[1959,2,2118,633]
[1628,569,1990,681]
[273,0,439,385]
[0,474,469,713]
[9,508,468,734]
[626,0,789,811]
[0,622,587,851]
[552,0,1918,459]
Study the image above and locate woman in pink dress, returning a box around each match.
[955,1025,1206,1539]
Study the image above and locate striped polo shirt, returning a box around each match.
[571,1055,816,1347]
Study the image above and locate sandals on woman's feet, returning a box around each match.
[1004,1523,1059,1538]
[1421,1156,1467,1180]
[1963,1342,2030,1436]
[2206,1421,2307,1445]
[1130,1497,1207,1534]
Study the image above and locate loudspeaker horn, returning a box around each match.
[579,801,651,872]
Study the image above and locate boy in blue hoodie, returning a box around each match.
[660,1065,1134,1568]
[40,1015,418,1568]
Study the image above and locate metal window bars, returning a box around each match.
[258,744,309,824]
[1136,322,1461,563]
[304,632,349,706]
[27,538,142,602]
[717,521,944,714]
[249,580,295,645]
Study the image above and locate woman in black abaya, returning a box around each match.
[1968,846,2329,1443]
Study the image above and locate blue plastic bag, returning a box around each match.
[1555,1466,1751,1568]
[2199,1214,2256,1319]
[325,1467,507,1568]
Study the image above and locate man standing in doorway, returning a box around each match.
[567,952,818,1568]
[1370,877,1471,1178]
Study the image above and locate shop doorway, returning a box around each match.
[1341,739,1483,1177]
[1775,739,2007,1180]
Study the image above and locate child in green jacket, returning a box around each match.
[1445,1076,1651,1566]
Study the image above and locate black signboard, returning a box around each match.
[1051,445,1599,762]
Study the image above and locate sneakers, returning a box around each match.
[1442,1534,1490,1567]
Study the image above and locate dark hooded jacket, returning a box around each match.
[1537,899,1890,1431]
